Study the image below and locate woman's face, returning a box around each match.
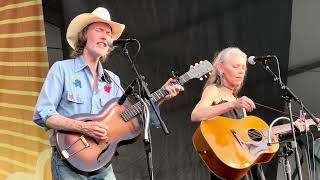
[219,54,247,88]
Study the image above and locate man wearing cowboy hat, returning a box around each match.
[33,7,184,180]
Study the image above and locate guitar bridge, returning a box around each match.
[80,135,90,147]
[230,129,246,149]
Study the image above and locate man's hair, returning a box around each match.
[70,26,88,58]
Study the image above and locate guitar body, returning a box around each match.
[192,116,279,180]
[56,97,143,175]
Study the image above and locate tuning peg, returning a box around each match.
[190,65,194,68]
[204,75,208,78]
[209,72,212,75]
[199,77,203,81]
[195,63,199,66]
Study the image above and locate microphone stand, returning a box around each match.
[260,60,304,180]
[120,40,169,180]
[267,116,293,180]
[279,143,294,180]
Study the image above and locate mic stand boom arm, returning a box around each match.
[260,62,319,125]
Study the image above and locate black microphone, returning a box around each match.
[118,79,137,105]
[248,55,276,65]
[108,39,136,48]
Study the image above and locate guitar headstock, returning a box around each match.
[187,60,213,81]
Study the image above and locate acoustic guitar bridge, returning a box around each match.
[230,129,246,149]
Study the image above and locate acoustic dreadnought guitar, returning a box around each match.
[56,60,212,174]
[192,116,317,180]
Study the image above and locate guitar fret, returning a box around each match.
[124,113,130,121]
[127,108,134,119]
[130,107,137,117]
[159,90,164,98]
[183,73,191,84]
[129,106,136,116]
[120,112,128,122]
[124,111,130,121]
[120,113,125,120]
[136,104,142,112]
[137,102,144,113]
[159,90,164,96]
[180,75,186,84]
[154,91,160,101]
[132,106,139,116]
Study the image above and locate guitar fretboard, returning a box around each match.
[262,119,317,136]
[120,73,190,121]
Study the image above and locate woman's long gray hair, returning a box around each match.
[204,47,247,95]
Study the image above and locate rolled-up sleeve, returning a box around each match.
[33,62,64,128]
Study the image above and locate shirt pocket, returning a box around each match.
[62,91,84,104]
[99,92,116,108]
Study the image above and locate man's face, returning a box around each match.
[84,22,112,59]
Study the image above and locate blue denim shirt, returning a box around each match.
[33,56,123,145]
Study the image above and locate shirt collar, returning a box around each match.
[74,56,105,81]
[74,56,87,72]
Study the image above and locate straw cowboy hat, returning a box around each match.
[66,7,125,49]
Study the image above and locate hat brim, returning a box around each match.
[66,13,125,49]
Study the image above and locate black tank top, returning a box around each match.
[215,100,245,119]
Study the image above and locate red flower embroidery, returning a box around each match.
[104,85,112,93]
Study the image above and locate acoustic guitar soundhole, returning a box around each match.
[248,129,263,141]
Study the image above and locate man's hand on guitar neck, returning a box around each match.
[160,78,184,103]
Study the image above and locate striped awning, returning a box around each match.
[0,0,51,179]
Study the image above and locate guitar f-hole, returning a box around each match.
[97,144,110,162]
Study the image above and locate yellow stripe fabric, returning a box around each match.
[0,75,44,82]
[0,89,39,96]
[0,15,43,25]
[0,31,45,38]
[0,143,39,156]
[0,156,35,171]
[0,0,42,13]
[0,47,47,52]
[0,61,48,67]
[0,0,51,178]
[1,61,48,67]
[0,115,36,126]
[0,169,10,176]
[0,130,49,145]
[0,102,34,111]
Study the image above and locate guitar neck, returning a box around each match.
[120,72,191,121]
[267,119,317,135]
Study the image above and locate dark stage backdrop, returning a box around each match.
[58,0,292,179]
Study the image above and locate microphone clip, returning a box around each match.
[118,79,137,105]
